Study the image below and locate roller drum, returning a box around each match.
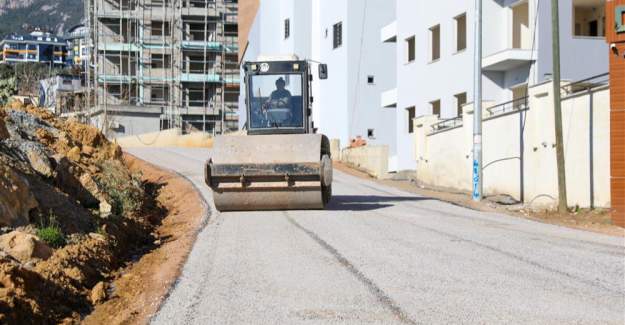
[205,133,332,211]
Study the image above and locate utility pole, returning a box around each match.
[551,0,568,212]
[472,0,483,201]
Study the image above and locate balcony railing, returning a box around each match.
[430,117,462,133]
[486,96,528,117]
[561,72,609,96]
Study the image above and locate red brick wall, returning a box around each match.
[607,0,625,227]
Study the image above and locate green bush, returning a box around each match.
[97,161,144,217]
[0,77,16,106]
[37,216,66,248]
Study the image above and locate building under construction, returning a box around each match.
[86,0,239,137]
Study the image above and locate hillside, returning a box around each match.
[0,0,84,38]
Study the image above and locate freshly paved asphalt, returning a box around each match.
[127,147,625,325]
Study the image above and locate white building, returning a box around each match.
[240,0,398,168]
[383,0,608,171]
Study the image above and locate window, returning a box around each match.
[152,21,170,36]
[512,2,530,48]
[248,74,304,130]
[151,54,171,68]
[284,19,290,39]
[455,92,467,117]
[573,0,605,37]
[151,85,170,103]
[406,106,416,133]
[430,99,441,117]
[333,22,342,49]
[367,75,375,84]
[405,36,415,62]
[455,14,467,52]
[429,25,440,61]
[367,129,375,139]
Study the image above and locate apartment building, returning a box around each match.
[383,0,608,171]
[0,31,69,66]
[240,0,398,169]
[65,24,90,68]
[87,0,239,137]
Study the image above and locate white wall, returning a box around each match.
[393,0,608,172]
[413,81,610,209]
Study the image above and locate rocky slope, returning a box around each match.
[0,103,163,323]
[0,0,84,37]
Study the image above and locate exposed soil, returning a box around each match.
[0,104,205,323]
[82,155,205,325]
[335,162,624,237]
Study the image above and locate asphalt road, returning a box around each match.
[127,147,625,325]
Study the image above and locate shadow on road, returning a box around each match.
[327,195,430,211]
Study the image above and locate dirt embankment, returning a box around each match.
[83,155,205,324]
[0,104,205,324]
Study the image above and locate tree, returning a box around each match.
[0,65,16,105]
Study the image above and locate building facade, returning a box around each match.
[240,0,398,169]
[0,31,69,66]
[384,0,608,171]
[87,0,239,138]
[65,24,91,69]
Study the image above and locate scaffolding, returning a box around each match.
[87,0,240,136]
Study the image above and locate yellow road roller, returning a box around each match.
[205,58,332,211]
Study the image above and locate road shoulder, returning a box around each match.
[335,162,624,237]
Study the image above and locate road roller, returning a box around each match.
[204,58,332,211]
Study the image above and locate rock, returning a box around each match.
[34,128,55,145]
[66,146,81,162]
[487,194,520,206]
[22,260,36,270]
[64,266,85,282]
[0,165,38,227]
[0,116,8,140]
[52,156,99,208]
[0,231,53,263]
[24,144,54,178]
[78,173,113,215]
[82,145,94,156]
[66,121,103,148]
[109,144,122,159]
[88,233,106,241]
[79,173,101,197]
[87,165,99,174]
[4,110,57,141]
[99,200,112,217]
[90,281,107,304]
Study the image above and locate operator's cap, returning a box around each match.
[276,77,286,85]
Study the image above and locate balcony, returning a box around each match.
[482,49,536,71]
[381,88,397,108]
[380,21,397,43]
[180,73,221,83]
[482,1,536,71]
[181,40,222,51]
[98,42,141,52]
